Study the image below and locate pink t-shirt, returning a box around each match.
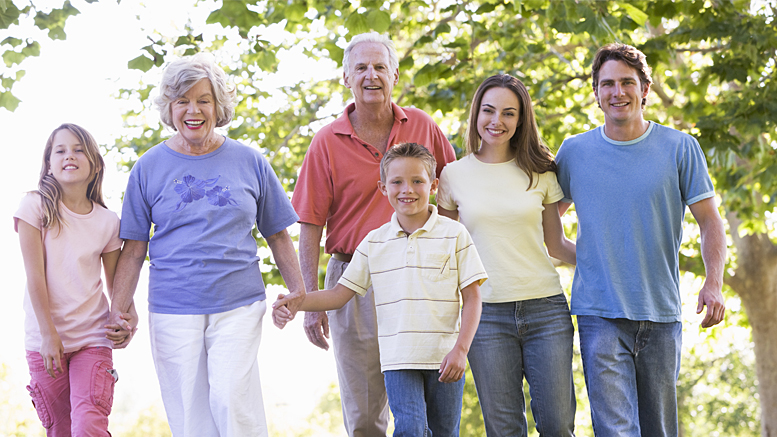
[14,192,122,353]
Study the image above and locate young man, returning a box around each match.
[275,143,485,437]
[556,43,726,436]
[290,32,456,436]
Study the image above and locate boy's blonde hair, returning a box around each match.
[380,142,436,182]
[38,123,107,230]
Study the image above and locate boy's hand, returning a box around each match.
[439,346,467,383]
[40,330,65,379]
[272,293,302,329]
[105,304,139,349]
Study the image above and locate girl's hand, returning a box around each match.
[39,331,65,379]
[438,346,467,383]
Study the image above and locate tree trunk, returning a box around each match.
[726,213,777,436]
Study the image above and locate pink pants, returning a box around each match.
[26,347,115,437]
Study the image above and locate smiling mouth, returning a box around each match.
[63,164,78,170]
[486,128,506,135]
[398,198,416,203]
[612,102,629,107]
[364,86,381,90]
[184,120,205,127]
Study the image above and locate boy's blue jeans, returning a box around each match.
[383,369,465,437]
[577,315,682,437]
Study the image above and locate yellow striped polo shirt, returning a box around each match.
[339,205,487,372]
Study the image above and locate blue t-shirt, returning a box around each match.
[120,138,299,314]
[556,122,714,322]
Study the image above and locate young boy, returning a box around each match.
[273,142,486,437]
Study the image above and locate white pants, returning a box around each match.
[149,300,268,437]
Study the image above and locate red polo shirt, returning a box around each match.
[292,102,456,255]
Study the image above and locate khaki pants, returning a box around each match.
[326,257,389,437]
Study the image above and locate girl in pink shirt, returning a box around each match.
[15,123,135,436]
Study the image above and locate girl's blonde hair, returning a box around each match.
[38,123,107,230]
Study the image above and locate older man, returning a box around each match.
[291,32,456,436]
[556,43,726,436]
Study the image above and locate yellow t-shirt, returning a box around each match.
[437,154,564,303]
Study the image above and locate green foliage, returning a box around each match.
[0,0,85,110]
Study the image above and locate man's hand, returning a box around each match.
[304,311,330,350]
[697,282,725,328]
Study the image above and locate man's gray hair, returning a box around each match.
[154,52,237,130]
[342,32,399,75]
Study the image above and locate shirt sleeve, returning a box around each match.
[555,140,573,204]
[430,124,456,179]
[455,225,488,289]
[14,192,43,232]
[119,161,153,242]
[436,166,457,211]
[103,212,123,253]
[679,136,715,205]
[255,154,300,238]
[542,171,565,205]
[338,235,372,296]
[291,132,334,226]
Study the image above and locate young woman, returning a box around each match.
[437,74,577,436]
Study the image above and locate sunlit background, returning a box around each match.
[0,0,759,436]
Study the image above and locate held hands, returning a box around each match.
[439,345,467,383]
[39,330,65,379]
[272,291,306,329]
[105,306,138,349]
[697,281,726,328]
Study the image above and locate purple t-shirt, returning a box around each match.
[120,138,298,314]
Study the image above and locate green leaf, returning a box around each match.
[366,9,391,33]
[0,90,20,111]
[344,12,369,35]
[2,49,25,67]
[619,3,648,26]
[0,1,20,28]
[127,54,154,72]
[0,0,7,13]
[286,3,308,22]
[1,36,22,47]
[399,55,414,70]
[21,41,40,57]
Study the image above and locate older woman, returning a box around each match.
[108,53,305,436]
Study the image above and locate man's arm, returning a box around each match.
[298,222,330,350]
[558,201,572,216]
[688,197,726,328]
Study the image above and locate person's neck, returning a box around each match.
[603,119,650,142]
[60,184,93,214]
[352,101,394,125]
[475,141,513,164]
[396,210,431,235]
[169,133,224,156]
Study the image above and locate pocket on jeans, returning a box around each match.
[27,381,53,428]
[90,361,115,416]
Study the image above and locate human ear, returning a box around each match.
[378,180,387,197]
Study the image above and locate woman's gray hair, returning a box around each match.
[154,52,237,130]
[342,32,399,75]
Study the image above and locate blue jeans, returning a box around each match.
[383,369,465,437]
[468,294,576,436]
[577,316,682,437]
